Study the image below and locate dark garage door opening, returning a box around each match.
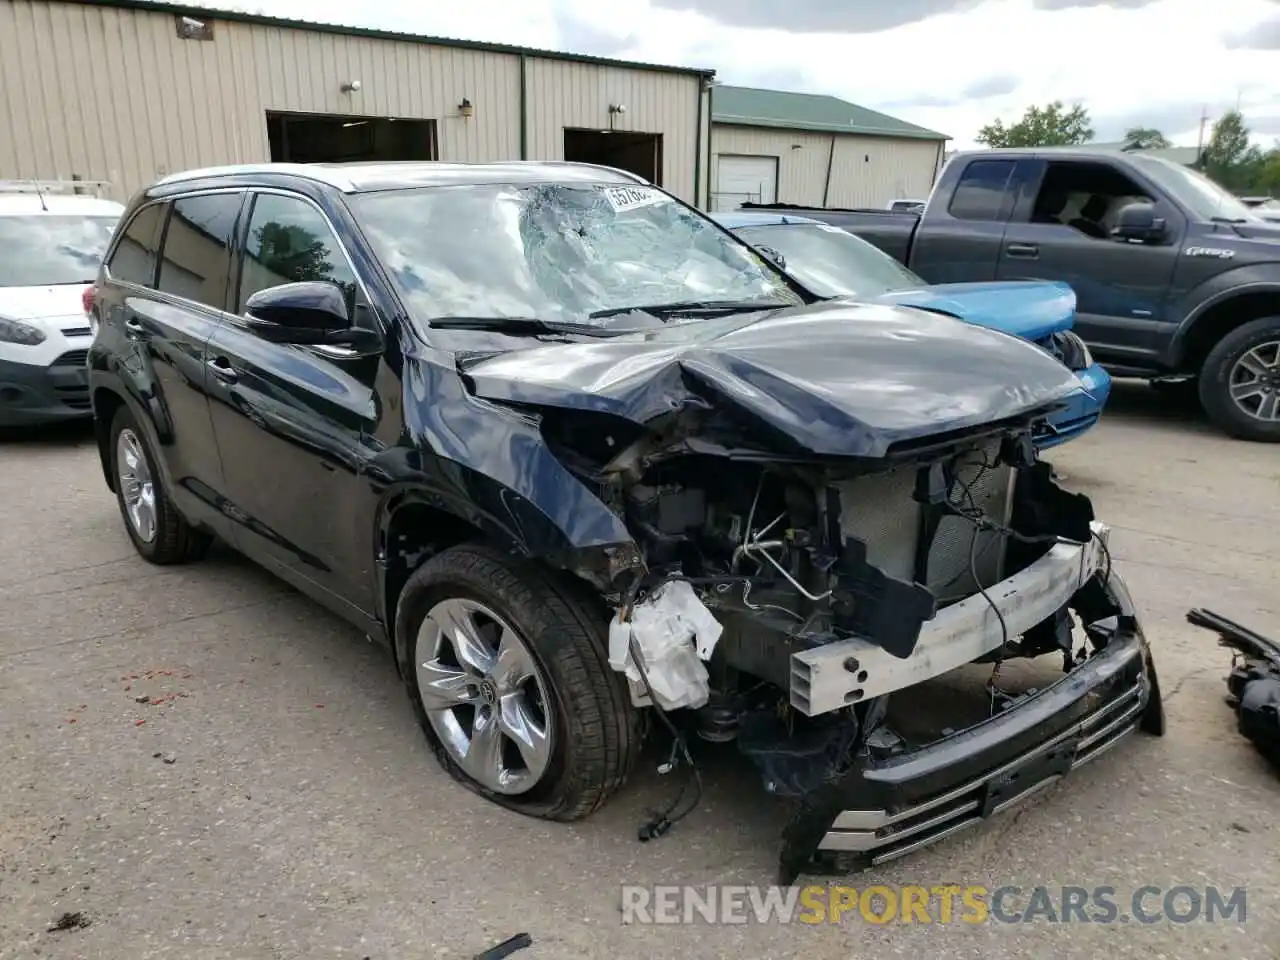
[266,112,438,164]
[564,129,662,185]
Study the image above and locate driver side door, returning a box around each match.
[205,189,388,625]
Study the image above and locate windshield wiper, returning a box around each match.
[589,299,790,320]
[427,315,621,337]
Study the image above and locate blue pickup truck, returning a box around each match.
[713,210,1111,449]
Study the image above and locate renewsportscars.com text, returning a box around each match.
[620,884,1248,925]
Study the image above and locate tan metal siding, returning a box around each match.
[711,123,942,209]
[1,1,703,204]
[525,58,703,203]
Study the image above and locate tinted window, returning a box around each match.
[157,194,242,308]
[238,193,357,312]
[948,160,1015,221]
[106,205,164,287]
[0,214,119,288]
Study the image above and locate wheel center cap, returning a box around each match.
[478,678,498,706]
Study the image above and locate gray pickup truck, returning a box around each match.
[743,147,1280,443]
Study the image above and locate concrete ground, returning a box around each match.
[1,381,1277,960]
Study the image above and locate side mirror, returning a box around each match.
[757,244,787,270]
[243,281,351,343]
[1113,202,1166,243]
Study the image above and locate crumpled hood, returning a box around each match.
[457,300,1083,458]
[869,280,1076,342]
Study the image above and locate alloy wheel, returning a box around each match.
[1228,340,1280,422]
[415,597,553,795]
[116,429,157,543]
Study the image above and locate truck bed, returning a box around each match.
[739,202,919,263]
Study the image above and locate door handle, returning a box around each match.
[1006,242,1040,259]
[124,317,145,339]
[206,357,239,383]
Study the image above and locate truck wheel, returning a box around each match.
[397,544,641,821]
[1199,317,1280,442]
[109,408,211,563]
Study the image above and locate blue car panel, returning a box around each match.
[714,211,1110,448]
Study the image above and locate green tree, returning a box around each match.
[1122,126,1172,150]
[976,101,1094,148]
[1199,110,1264,191]
[1255,144,1280,194]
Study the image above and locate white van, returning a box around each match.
[0,182,123,426]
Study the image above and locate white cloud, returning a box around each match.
[165,0,1280,147]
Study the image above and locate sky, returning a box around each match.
[167,0,1280,148]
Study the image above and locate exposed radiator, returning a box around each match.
[834,441,1015,605]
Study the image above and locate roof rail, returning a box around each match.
[0,178,113,198]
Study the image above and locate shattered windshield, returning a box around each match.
[350,182,801,330]
[0,215,118,287]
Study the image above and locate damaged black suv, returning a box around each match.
[87,161,1165,882]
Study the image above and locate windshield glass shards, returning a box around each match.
[351,182,801,332]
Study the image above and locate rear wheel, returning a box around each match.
[1198,316,1280,442]
[397,544,640,820]
[109,407,211,563]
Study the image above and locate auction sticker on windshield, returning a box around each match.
[602,185,667,212]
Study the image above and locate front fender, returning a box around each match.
[379,353,639,559]
[1165,264,1280,367]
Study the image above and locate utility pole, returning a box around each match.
[1196,105,1211,167]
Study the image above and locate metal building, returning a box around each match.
[709,85,949,211]
[0,0,715,205]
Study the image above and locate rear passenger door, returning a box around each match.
[909,158,1022,284]
[103,193,241,534]
[204,190,385,622]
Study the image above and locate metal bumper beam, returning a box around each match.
[790,522,1109,717]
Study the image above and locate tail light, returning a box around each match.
[83,284,99,335]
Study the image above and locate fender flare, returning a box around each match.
[1165,268,1280,368]
[371,474,641,642]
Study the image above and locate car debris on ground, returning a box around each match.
[1188,607,1280,768]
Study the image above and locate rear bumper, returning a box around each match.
[1034,364,1111,449]
[0,354,91,426]
[778,568,1164,882]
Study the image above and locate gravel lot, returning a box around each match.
[1,381,1277,960]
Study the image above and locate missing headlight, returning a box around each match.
[1041,330,1092,371]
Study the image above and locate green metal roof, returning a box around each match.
[711,85,948,141]
[43,0,716,77]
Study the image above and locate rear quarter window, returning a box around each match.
[107,203,166,286]
[948,160,1016,221]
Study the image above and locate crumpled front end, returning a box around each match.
[460,308,1162,876]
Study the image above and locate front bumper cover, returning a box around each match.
[777,568,1164,884]
[0,353,91,426]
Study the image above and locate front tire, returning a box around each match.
[1199,316,1280,442]
[397,544,641,821]
[109,407,211,563]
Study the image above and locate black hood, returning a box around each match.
[457,301,1083,458]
